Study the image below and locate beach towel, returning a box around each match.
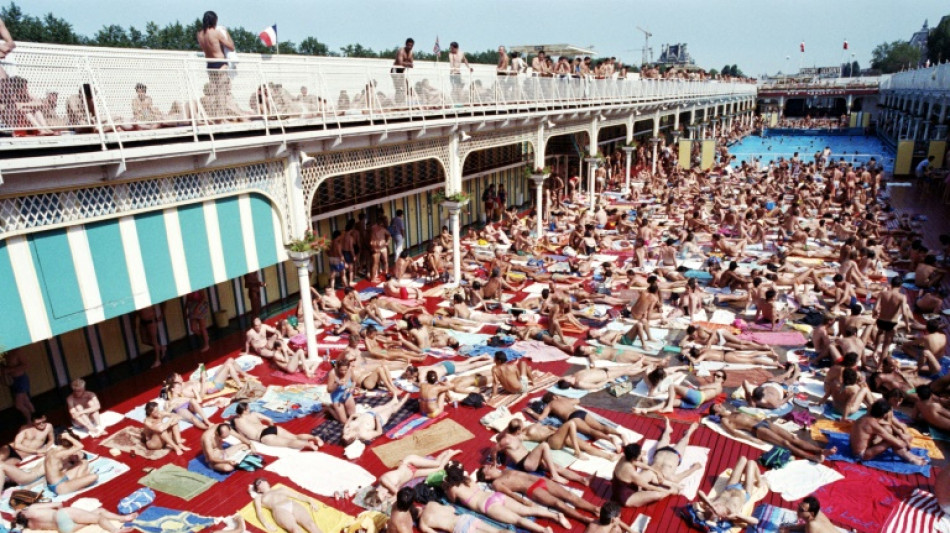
[748,504,799,533]
[270,368,329,385]
[485,371,560,409]
[709,309,737,325]
[312,396,418,444]
[568,454,618,478]
[239,483,388,533]
[461,345,524,361]
[0,455,128,513]
[546,385,591,399]
[736,402,794,419]
[187,454,233,481]
[704,467,770,533]
[814,462,918,533]
[882,489,950,533]
[385,412,448,440]
[737,331,807,346]
[138,464,216,501]
[638,439,708,500]
[130,507,214,533]
[446,331,493,346]
[521,441,576,468]
[379,296,424,306]
[513,340,570,362]
[352,485,394,515]
[822,404,866,421]
[760,460,843,501]
[630,372,688,399]
[71,411,125,439]
[359,287,385,301]
[810,419,944,460]
[565,356,630,368]
[100,426,170,460]
[372,419,476,468]
[822,430,931,477]
[521,283,550,294]
[266,453,377,497]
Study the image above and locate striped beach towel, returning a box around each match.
[882,489,950,533]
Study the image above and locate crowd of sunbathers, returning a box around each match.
[3,120,950,533]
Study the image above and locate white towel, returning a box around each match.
[569,455,618,478]
[266,452,376,497]
[709,309,737,325]
[640,439,709,500]
[630,373,687,399]
[72,410,125,439]
[522,283,550,295]
[762,460,843,501]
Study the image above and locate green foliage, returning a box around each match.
[871,40,922,73]
[841,60,862,77]
[928,16,950,65]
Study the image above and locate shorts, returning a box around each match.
[343,251,354,264]
[329,257,345,272]
[876,319,897,332]
[10,374,30,396]
[399,287,409,299]
[681,388,704,409]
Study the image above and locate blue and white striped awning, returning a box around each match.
[0,193,286,351]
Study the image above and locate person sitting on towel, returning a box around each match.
[342,394,409,444]
[852,399,927,465]
[709,403,835,463]
[201,423,255,473]
[610,442,681,508]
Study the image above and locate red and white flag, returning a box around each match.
[843,40,849,50]
[433,36,441,56]
[259,25,278,47]
[800,41,805,53]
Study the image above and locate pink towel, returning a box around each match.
[380,296,424,306]
[737,331,806,346]
[513,340,570,362]
[270,369,328,385]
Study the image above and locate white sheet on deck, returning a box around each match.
[266,452,376,496]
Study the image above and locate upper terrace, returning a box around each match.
[0,42,755,175]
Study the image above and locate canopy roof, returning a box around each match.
[507,44,597,58]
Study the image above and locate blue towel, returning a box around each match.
[130,506,215,533]
[547,385,589,398]
[684,270,713,280]
[187,454,232,481]
[221,399,321,424]
[460,345,524,361]
[822,404,866,421]
[822,430,931,477]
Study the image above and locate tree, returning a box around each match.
[94,24,132,48]
[850,60,860,77]
[871,40,921,73]
[299,37,331,56]
[928,15,950,65]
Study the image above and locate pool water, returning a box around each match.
[728,133,895,172]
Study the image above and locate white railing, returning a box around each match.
[758,76,883,92]
[881,63,950,92]
[0,42,755,147]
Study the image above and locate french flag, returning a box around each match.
[259,24,277,47]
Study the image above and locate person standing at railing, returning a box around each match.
[196,11,235,118]
[0,17,14,80]
[448,42,473,104]
[391,38,415,107]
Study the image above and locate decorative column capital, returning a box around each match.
[440,200,468,213]
[530,173,549,186]
[621,146,635,154]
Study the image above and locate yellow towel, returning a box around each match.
[706,468,770,533]
[810,419,944,460]
[239,484,387,533]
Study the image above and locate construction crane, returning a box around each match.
[636,26,653,66]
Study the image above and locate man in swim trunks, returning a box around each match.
[490,351,534,396]
[779,496,839,533]
[529,394,627,448]
[2,349,34,422]
[231,402,322,451]
[201,423,255,473]
[195,11,234,116]
[370,217,392,281]
[740,381,792,410]
[477,464,599,523]
[852,399,927,465]
[610,441,682,508]
[869,276,909,362]
[684,324,770,352]
[902,319,948,376]
[557,363,651,391]
[2,412,53,464]
[66,379,105,438]
[710,403,835,463]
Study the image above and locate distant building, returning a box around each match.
[657,43,693,66]
[909,20,929,65]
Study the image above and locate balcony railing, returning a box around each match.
[881,63,950,93]
[0,42,755,152]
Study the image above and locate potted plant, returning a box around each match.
[433,189,471,208]
[286,229,328,260]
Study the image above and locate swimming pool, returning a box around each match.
[728,133,895,172]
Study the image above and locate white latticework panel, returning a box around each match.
[302,138,449,208]
[0,160,290,239]
[458,128,536,161]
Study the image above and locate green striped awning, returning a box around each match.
[0,193,286,350]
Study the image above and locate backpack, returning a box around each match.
[758,446,792,470]
[460,393,485,408]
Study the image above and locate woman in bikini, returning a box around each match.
[251,478,324,533]
[163,380,210,430]
[691,456,765,527]
[441,462,567,533]
[327,358,357,423]
[167,357,254,404]
[341,394,410,445]
[417,370,453,418]
[512,418,618,461]
[376,450,461,497]
[477,464,599,524]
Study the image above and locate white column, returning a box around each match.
[289,252,318,361]
[622,146,634,192]
[443,203,463,284]
[531,174,548,239]
[650,138,660,176]
[585,157,599,210]
[286,147,310,237]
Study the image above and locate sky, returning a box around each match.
[18,0,949,76]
